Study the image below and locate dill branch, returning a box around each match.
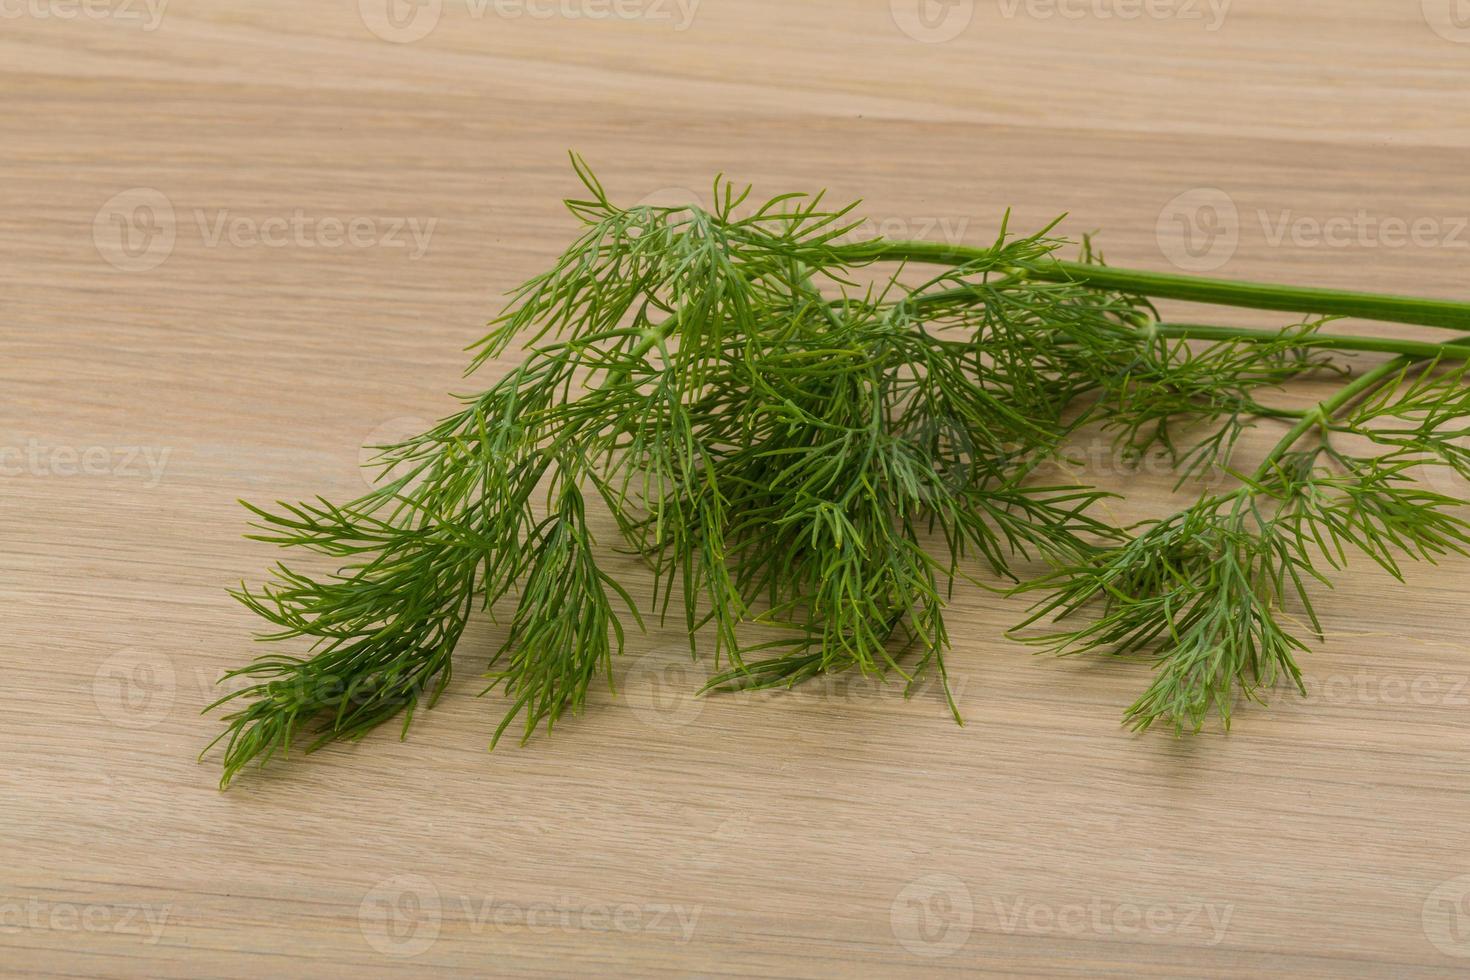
[206,157,1470,785]
[1016,343,1470,733]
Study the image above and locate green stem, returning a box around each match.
[877,241,1470,331]
[1245,329,1470,481]
[905,283,1470,361]
[1154,323,1470,361]
[1249,358,1407,483]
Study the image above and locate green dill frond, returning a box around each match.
[1094,320,1342,483]
[482,479,642,747]
[1016,342,1470,734]
[207,159,1470,786]
[1012,503,1316,733]
[208,161,1144,786]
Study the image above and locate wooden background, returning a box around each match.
[5,1,1470,976]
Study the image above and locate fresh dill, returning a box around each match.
[205,157,1470,786]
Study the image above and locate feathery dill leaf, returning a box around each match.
[207,157,1470,785]
[1014,345,1470,733]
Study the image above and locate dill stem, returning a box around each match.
[1244,328,1470,484]
[1249,357,1409,484]
[877,241,1470,331]
[907,285,1470,360]
[1152,323,1470,361]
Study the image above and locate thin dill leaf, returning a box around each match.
[483,480,641,747]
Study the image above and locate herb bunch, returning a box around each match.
[207,158,1470,786]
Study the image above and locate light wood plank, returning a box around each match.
[4,2,1470,975]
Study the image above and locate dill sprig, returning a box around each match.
[1013,346,1470,732]
[206,156,1470,786]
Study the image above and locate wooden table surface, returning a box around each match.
[6,2,1470,976]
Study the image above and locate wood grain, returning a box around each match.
[5,1,1470,976]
